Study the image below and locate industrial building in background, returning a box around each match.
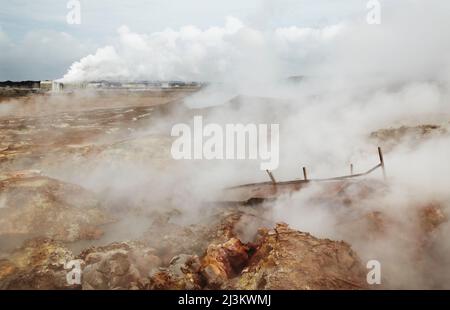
[0,80,203,94]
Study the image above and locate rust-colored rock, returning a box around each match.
[201,238,249,288]
[0,238,75,289]
[234,223,368,290]
[419,203,447,234]
[148,254,203,290]
[141,209,251,265]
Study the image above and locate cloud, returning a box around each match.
[61,17,247,82]
[60,16,347,83]
[57,0,450,87]
[0,0,376,81]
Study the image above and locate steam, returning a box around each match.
[44,0,450,288]
[60,16,343,84]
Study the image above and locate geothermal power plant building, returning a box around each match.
[38,80,202,92]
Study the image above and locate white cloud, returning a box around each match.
[59,1,450,86]
[275,24,344,42]
[0,0,370,80]
[60,16,347,83]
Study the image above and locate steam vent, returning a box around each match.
[1,3,450,306]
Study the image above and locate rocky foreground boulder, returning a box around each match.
[2,176,445,290]
[234,223,367,289]
[0,173,114,242]
[0,238,75,289]
[79,242,162,290]
[0,221,368,290]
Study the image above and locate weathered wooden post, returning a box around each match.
[266,170,276,184]
[378,147,386,180]
[302,167,308,181]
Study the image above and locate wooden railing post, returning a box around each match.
[302,167,308,181]
[378,147,387,180]
[266,170,276,184]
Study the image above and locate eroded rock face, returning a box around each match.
[0,239,163,290]
[146,222,368,291]
[148,254,203,289]
[0,175,113,242]
[142,220,210,265]
[201,238,249,288]
[141,209,253,265]
[78,242,161,290]
[234,223,368,290]
[0,212,369,290]
[0,238,75,290]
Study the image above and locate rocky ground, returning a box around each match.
[0,219,368,290]
[0,91,448,290]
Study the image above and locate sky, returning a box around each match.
[0,0,371,81]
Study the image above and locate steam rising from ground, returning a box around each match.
[49,0,450,288]
[61,1,450,86]
[60,15,341,84]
